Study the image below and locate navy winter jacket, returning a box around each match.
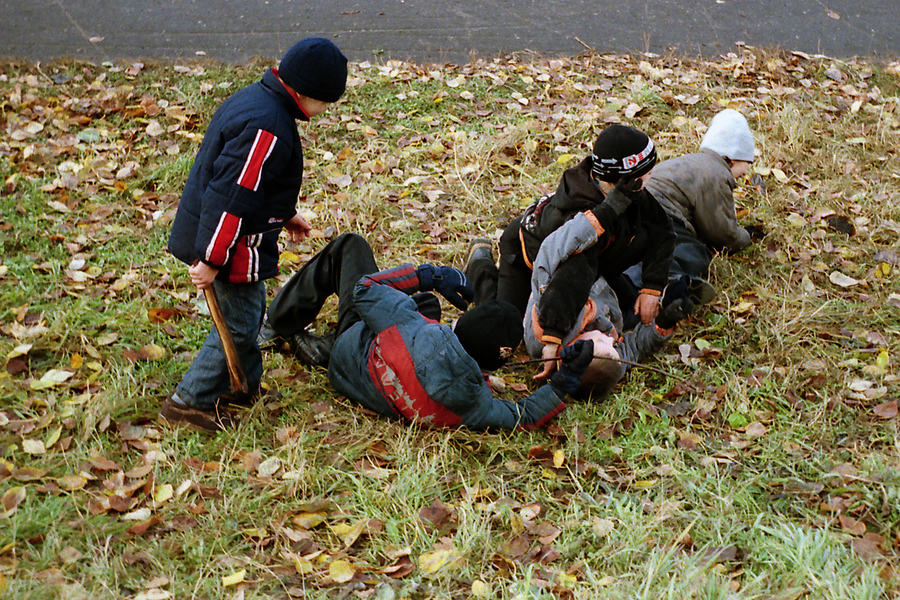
[327,266,567,431]
[168,69,307,282]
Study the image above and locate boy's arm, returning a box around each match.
[635,193,676,294]
[195,126,293,268]
[691,178,752,252]
[531,212,603,344]
[614,322,671,367]
[353,264,472,334]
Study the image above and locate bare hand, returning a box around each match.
[634,293,660,326]
[284,212,311,243]
[189,261,218,290]
[534,343,560,381]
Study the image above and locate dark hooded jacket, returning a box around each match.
[519,157,674,292]
[168,68,307,283]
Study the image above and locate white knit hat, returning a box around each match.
[700,109,755,162]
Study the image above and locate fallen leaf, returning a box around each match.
[2,486,27,513]
[329,559,357,583]
[221,570,245,587]
[872,400,897,419]
[418,548,462,575]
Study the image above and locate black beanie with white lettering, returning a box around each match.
[590,124,657,183]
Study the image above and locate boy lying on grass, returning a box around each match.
[257,233,594,430]
[522,211,695,398]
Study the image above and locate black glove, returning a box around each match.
[549,339,595,397]
[655,297,694,329]
[416,265,474,310]
[744,224,766,241]
[592,176,642,231]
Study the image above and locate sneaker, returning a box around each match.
[464,238,493,276]
[687,277,716,305]
[158,397,233,432]
[257,318,282,349]
[661,274,691,308]
[291,329,335,367]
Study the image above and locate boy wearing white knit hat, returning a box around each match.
[624,108,764,306]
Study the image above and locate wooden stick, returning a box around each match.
[506,355,692,384]
[203,286,249,394]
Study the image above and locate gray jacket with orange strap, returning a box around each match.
[523,212,671,381]
[327,266,566,431]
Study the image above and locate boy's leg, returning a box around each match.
[496,217,533,318]
[463,238,498,306]
[267,233,378,337]
[174,280,266,409]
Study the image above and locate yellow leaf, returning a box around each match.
[22,439,46,454]
[558,572,578,588]
[771,168,789,182]
[221,570,245,587]
[30,368,74,390]
[633,479,657,489]
[329,559,357,583]
[875,350,890,371]
[552,449,565,468]
[57,475,87,491]
[471,580,491,597]
[140,344,166,360]
[256,456,280,477]
[279,250,302,264]
[292,511,327,530]
[418,548,462,575]
[70,353,83,369]
[556,153,576,164]
[153,483,174,503]
[96,332,118,346]
[7,344,32,359]
[292,556,313,574]
[45,426,62,449]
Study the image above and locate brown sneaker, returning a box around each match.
[158,398,234,432]
[464,238,493,275]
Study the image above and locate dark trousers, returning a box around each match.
[266,233,378,338]
[623,218,713,291]
[266,233,442,338]
[466,216,533,317]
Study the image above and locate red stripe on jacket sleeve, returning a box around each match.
[237,129,277,191]
[205,212,242,266]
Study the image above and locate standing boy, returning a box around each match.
[160,38,349,432]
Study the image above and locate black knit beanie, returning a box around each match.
[278,37,348,102]
[591,124,657,183]
[454,300,523,371]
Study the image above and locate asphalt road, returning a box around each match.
[1,0,898,65]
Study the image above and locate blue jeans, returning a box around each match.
[175,280,266,410]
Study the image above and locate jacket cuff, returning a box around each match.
[582,210,606,237]
[540,335,563,346]
[520,400,566,431]
[640,288,662,296]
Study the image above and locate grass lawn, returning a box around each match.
[1,48,899,599]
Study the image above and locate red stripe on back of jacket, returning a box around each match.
[237,129,277,191]
[369,326,463,428]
